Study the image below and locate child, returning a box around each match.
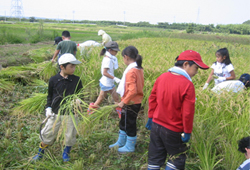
[237,136,250,170]
[211,73,250,94]
[203,48,235,90]
[77,40,101,55]
[32,53,82,162]
[51,31,77,63]
[109,46,144,153]
[54,36,62,45]
[98,29,112,46]
[146,50,209,170]
[87,41,121,117]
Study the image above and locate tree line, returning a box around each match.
[1,16,250,35]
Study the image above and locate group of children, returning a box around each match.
[32,30,249,170]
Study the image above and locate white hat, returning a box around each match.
[98,30,105,36]
[58,53,81,65]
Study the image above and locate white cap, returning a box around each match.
[58,53,81,65]
[98,30,105,36]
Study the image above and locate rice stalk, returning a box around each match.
[12,93,47,117]
[39,61,58,81]
[0,79,14,92]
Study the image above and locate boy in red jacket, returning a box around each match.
[146,50,209,170]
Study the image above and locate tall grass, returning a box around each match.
[2,37,250,169]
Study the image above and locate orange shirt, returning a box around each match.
[121,68,144,105]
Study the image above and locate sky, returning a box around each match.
[0,0,250,25]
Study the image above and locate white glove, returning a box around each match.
[113,77,121,83]
[45,107,55,118]
[76,99,81,105]
[217,77,226,82]
[202,83,209,90]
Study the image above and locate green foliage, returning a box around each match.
[0,26,250,169]
[186,24,194,33]
[0,79,14,92]
[12,93,47,117]
[0,27,24,45]
[39,62,58,81]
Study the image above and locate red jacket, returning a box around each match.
[148,72,195,133]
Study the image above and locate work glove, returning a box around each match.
[217,77,226,82]
[145,118,153,130]
[113,77,121,84]
[181,133,191,143]
[202,83,209,90]
[75,99,81,105]
[45,107,55,118]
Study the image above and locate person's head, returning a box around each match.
[98,30,105,36]
[54,36,62,45]
[175,50,209,78]
[58,53,81,75]
[122,46,143,69]
[62,31,71,39]
[238,136,250,159]
[100,41,120,56]
[239,73,250,88]
[215,48,231,65]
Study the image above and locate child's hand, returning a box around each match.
[202,83,209,90]
[117,101,125,108]
[181,133,191,143]
[113,77,121,83]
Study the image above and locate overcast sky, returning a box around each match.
[1,0,250,25]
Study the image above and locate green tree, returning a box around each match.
[186,24,194,33]
[29,17,36,22]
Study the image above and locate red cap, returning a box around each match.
[177,50,209,69]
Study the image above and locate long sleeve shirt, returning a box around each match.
[102,33,112,45]
[148,72,195,133]
[121,68,144,105]
[47,73,83,114]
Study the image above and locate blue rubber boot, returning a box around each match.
[32,143,48,161]
[148,164,160,170]
[165,166,175,170]
[109,130,127,149]
[62,146,71,162]
[118,136,137,153]
[165,162,177,170]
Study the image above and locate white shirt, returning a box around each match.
[211,62,234,85]
[78,40,101,48]
[211,80,244,94]
[99,51,118,87]
[102,33,112,45]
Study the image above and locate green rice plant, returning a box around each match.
[56,91,117,136]
[0,65,38,83]
[24,47,54,63]
[39,61,58,81]
[12,93,47,117]
[28,78,47,87]
[0,79,14,92]
[2,31,250,169]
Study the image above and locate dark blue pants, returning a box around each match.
[119,104,141,137]
[148,122,188,170]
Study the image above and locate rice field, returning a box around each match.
[0,26,250,170]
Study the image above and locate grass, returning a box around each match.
[0,23,250,169]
